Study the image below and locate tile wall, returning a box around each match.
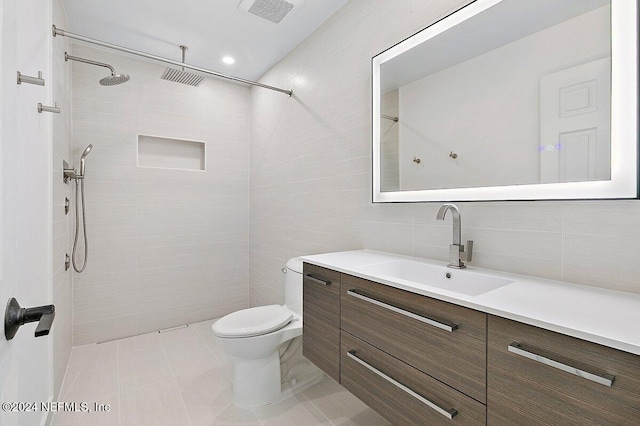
[71,45,251,344]
[248,0,640,308]
[52,0,73,398]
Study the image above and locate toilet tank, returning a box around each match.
[284,257,304,316]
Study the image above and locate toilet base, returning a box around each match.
[230,339,326,408]
[232,351,281,408]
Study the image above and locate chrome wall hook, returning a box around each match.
[413,157,421,164]
[449,151,458,159]
[17,71,45,86]
[38,103,60,114]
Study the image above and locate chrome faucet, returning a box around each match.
[436,203,473,269]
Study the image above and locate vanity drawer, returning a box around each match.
[341,331,486,425]
[341,274,487,402]
[302,263,341,381]
[488,315,640,425]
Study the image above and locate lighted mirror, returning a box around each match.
[372,0,638,202]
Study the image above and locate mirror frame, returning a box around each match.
[372,0,638,202]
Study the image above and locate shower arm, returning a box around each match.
[180,45,187,72]
[65,53,116,75]
[52,25,293,97]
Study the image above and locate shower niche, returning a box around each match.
[137,134,206,171]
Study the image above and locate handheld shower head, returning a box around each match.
[82,144,93,158]
[79,144,93,177]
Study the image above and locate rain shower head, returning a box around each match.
[79,144,93,178]
[100,73,130,86]
[65,52,130,86]
[161,45,204,87]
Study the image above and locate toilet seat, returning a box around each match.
[212,305,293,338]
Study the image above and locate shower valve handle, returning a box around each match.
[4,298,56,340]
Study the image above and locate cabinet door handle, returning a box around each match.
[508,342,615,387]
[347,350,458,419]
[347,289,458,332]
[304,274,330,286]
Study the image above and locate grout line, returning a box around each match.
[56,344,76,402]
[51,349,79,425]
[115,341,122,426]
[157,329,194,426]
[249,407,265,426]
[171,375,193,426]
[59,361,83,402]
[193,320,235,382]
[297,391,336,426]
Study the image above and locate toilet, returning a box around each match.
[212,257,324,407]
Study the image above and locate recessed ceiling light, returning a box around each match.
[222,56,235,65]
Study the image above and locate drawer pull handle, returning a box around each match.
[347,350,458,419]
[305,274,330,286]
[347,289,458,332]
[508,342,615,387]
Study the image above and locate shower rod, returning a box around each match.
[52,25,293,97]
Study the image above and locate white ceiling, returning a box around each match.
[61,0,348,81]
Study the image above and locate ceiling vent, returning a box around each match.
[238,0,304,24]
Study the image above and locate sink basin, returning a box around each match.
[355,260,514,296]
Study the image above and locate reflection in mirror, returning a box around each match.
[373,0,638,202]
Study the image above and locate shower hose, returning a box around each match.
[71,178,88,272]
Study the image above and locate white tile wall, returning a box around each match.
[248,0,640,307]
[71,45,251,344]
[52,0,73,399]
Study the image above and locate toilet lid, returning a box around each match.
[212,305,293,338]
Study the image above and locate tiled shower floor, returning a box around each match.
[52,319,390,425]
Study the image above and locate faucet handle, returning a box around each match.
[462,240,473,263]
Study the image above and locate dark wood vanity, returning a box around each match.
[302,263,341,382]
[488,316,640,425]
[303,263,640,425]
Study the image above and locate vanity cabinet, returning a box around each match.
[341,274,487,403]
[302,263,341,382]
[488,315,640,425]
[340,274,487,424]
[341,330,486,425]
[301,262,640,425]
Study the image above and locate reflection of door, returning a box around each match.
[540,58,611,183]
[0,1,53,425]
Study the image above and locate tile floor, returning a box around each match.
[52,319,390,426]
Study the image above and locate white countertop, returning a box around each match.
[300,249,640,356]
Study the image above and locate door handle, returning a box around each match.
[4,298,55,340]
